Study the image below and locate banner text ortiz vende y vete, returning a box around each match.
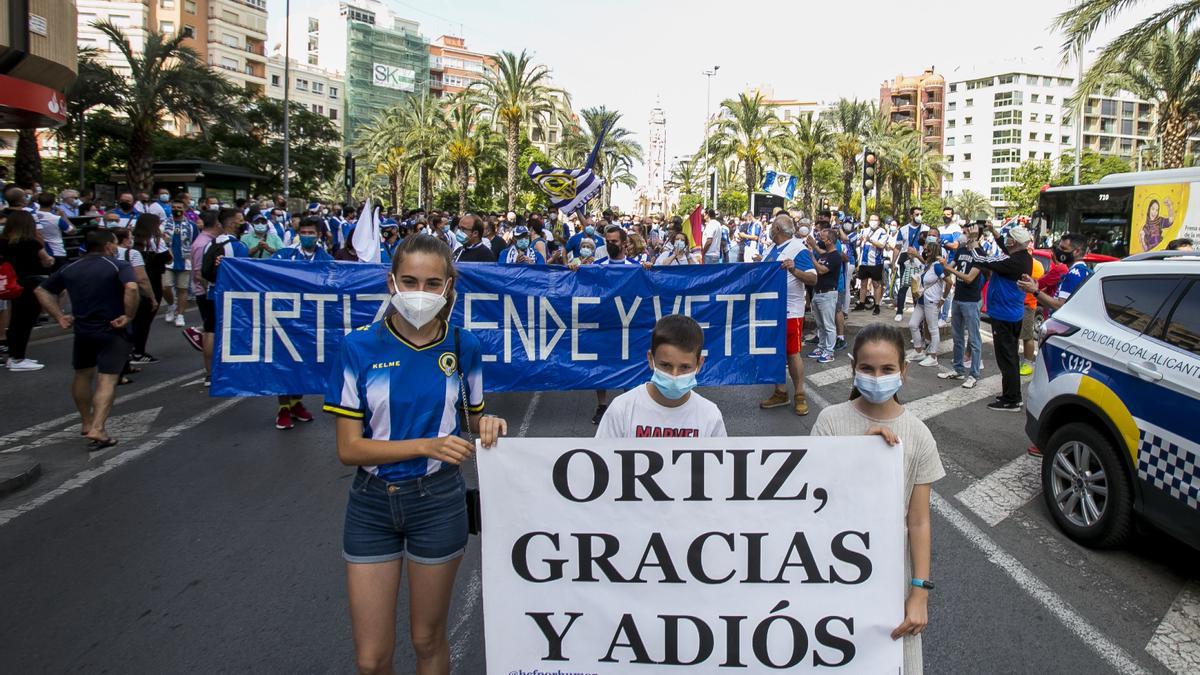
[210,259,787,395]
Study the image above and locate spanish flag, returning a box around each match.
[686,205,704,250]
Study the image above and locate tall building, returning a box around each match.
[879,68,946,156]
[77,0,151,77]
[266,55,344,136]
[527,87,571,158]
[199,0,269,95]
[643,106,667,215]
[428,35,493,97]
[339,1,428,145]
[0,1,78,165]
[750,87,824,125]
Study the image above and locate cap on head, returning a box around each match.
[1008,226,1032,246]
[513,225,530,237]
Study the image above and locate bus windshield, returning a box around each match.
[1037,186,1133,258]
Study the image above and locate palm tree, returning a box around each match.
[824,98,872,211]
[395,93,447,211]
[563,106,643,209]
[55,48,122,190]
[666,158,702,195]
[1072,25,1200,169]
[1053,0,1200,66]
[474,50,567,211]
[709,92,786,208]
[887,129,947,215]
[353,109,411,211]
[951,190,993,220]
[92,20,236,193]
[443,93,487,214]
[780,115,832,216]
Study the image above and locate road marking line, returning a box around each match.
[0,398,241,527]
[449,569,482,669]
[1146,581,1200,673]
[808,365,853,387]
[0,369,204,447]
[517,391,542,438]
[954,454,1042,526]
[1,407,164,455]
[906,374,1002,420]
[931,492,1150,675]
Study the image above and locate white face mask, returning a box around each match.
[389,274,447,330]
[797,226,811,238]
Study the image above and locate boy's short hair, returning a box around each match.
[651,314,705,359]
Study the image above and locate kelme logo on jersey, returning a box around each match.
[438,352,457,377]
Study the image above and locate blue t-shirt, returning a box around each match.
[1055,261,1092,300]
[324,321,485,481]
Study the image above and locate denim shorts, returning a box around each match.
[343,466,468,565]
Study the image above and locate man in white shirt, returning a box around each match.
[596,315,726,438]
[701,208,724,264]
[757,215,817,416]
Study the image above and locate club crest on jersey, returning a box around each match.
[438,352,457,377]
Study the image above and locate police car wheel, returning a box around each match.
[1041,423,1133,548]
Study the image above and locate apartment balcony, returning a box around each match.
[429,78,443,90]
[429,57,444,71]
[924,134,943,144]
[245,41,266,59]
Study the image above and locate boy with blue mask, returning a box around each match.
[498,225,546,265]
[595,314,727,438]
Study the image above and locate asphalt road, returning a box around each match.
[1,306,1197,674]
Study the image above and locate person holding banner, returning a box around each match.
[324,234,507,675]
[758,215,816,416]
[654,231,699,266]
[497,226,546,265]
[812,322,945,674]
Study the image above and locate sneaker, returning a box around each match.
[164,308,176,323]
[907,351,926,362]
[183,327,203,352]
[0,343,8,355]
[174,314,186,328]
[852,302,866,311]
[759,391,790,409]
[807,349,825,359]
[894,313,905,322]
[1020,362,1034,377]
[6,358,44,371]
[938,371,965,380]
[919,355,938,367]
[834,337,846,351]
[1027,445,1043,457]
[804,335,819,345]
[129,353,160,365]
[986,400,1023,412]
[591,405,608,425]
[290,401,314,423]
[872,306,881,316]
[203,377,211,387]
[793,396,809,416]
[817,352,835,364]
[275,407,294,430]
[961,375,978,389]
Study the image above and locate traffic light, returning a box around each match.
[344,152,356,190]
[862,148,877,197]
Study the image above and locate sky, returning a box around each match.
[265,0,1168,209]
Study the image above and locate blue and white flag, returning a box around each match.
[209,259,787,396]
[762,170,797,200]
[527,119,612,215]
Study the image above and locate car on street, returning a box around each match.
[1025,251,1200,549]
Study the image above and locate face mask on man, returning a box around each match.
[869,219,880,228]
[943,216,952,224]
[158,194,170,203]
[119,200,133,210]
[253,223,268,234]
[516,238,530,251]
[454,229,468,244]
[797,226,811,238]
[1053,248,1072,265]
[299,234,318,249]
[606,242,622,258]
[389,273,447,330]
[914,215,923,224]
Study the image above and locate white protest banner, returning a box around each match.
[477,436,905,674]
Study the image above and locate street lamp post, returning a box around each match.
[703,66,719,210]
[1072,48,1096,186]
[282,0,291,201]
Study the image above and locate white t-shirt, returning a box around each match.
[763,238,814,319]
[595,384,727,439]
[655,250,696,266]
[116,246,145,268]
[34,210,70,257]
[703,220,723,256]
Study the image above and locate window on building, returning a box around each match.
[329,87,339,99]
[991,167,1012,182]
[313,104,324,114]
[182,25,195,38]
[964,153,972,160]
[1031,93,1040,103]
[1101,99,1116,116]
[308,55,317,66]
[1028,151,1037,159]
[993,110,1020,126]
[1026,75,1037,85]
[308,17,319,32]
[994,91,1023,108]
[220,56,238,71]
[1029,132,1038,141]
[296,78,308,91]
[948,102,956,111]
[947,119,956,128]
[1120,119,1133,135]
[965,116,973,125]
[993,129,1021,144]
[1045,115,1054,124]
[1121,101,1135,117]
[346,8,376,23]
[963,172,971,179]
[1044,152,1052,159]
[330,109,338,121]
[1030,113,1039,122]
[993,148,1019,163]
[946,137,955,146]
[549,130,558,143]
[312,82,324,94]
[998,74,1015,84]
[1120,138,1132,154]
[1062,135,1070,144]
[1100,137,1114,152]
[184,0,197,13]
[1101,118,1116,133]
[1046,95,1055,104]
[1043,133,1052,141]
[964,134,973,144]
[270,74,280,87]
[946,155,955,163]
[159,20,175,33]
[991,187,1005,200]
[966,98,974,107]
[160,0,175,8]
[949,83,958,92]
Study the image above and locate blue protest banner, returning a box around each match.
[211,258,786,396]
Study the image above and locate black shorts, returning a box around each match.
[857,265,883,282]
[196,294,216,333]
[73,331,131,374]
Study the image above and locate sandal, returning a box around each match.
[87,437,118,451]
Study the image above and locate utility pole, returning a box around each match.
[282,0,291,201]
[702,66,719,210]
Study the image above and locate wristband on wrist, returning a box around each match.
[911,578,934,590]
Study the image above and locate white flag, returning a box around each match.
[762,170,797,200]
[350,198,380,263]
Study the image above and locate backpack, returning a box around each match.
[200,238,225,284]
[0,257,22,300]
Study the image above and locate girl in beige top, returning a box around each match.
[812,322,946,675]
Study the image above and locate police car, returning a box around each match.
[1026,251,1200,548]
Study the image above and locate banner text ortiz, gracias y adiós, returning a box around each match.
[209,259,786,396]
[476,436,906,673]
